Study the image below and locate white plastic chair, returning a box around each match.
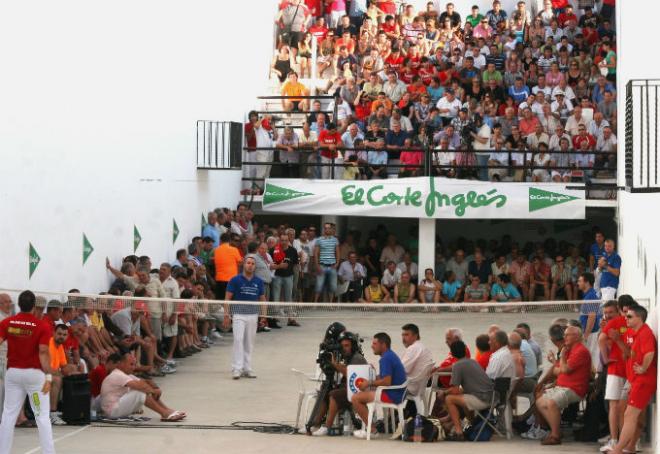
[365,380,409,441]
[425,371,451,414]
[405,365,433,416]
[291,368,319,430]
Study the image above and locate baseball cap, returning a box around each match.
[46,299,63,310]
[555,90,565,96]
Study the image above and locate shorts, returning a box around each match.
[108,389,146,418]
[600,287,617,301]
[621,380,631,401]
[543,386,581,410]
[627,381,655,410]
[150,317,162,341]
[463,394,490,411]
[605,374,627,401]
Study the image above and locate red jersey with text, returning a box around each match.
[626,323,657,386]
[0,312,51,369]
[318,130,342,158]
[602,315,628,378]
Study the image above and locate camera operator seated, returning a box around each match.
[351,332,407,439]
[312,332,367,436]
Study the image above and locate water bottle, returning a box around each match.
[413,414,423,443]
[343,417,351,436]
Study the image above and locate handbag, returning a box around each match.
[280,3,301,40]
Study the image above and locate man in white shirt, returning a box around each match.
[400,324,434,410]
[486,330,515,379]
[383,71,407,103]
[532,75,553,98]
[338,252,366,302]
[381,261,403,293]
[565,106,586,137]
[436,89,462,124]
[471,114,492,181]
[588,112,610,140]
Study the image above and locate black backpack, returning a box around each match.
[402,416,441,442]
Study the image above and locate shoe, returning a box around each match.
[541,435,562,445]
[210,330,223,340]
[636,440,643,452]
[312,426,329,436]
[599,435,612,444]
[262,325,271,332]
[50,413,66,426]
[601,439,617,452]
[165,359,177,367]
[353,429,368,439]
[521,426,548,440]
[287,319,301,327]
[160,364,176,374]
[232,370,241,380]
[241,370,257,378]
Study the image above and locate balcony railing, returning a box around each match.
[196,121,243,170]
[625,80,660,192]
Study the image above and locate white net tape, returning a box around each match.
[0,289,649,319]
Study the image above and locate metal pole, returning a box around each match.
[310,36,318,94]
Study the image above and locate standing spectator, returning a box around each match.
[578,272,602,370]
[598,239,622,301]
[318,122,343,179]
[611,306,657,454]
[314,223,340,302]
[379,234,405,268]
[223,256,266,380]
[535,325,591,445]
[202,211,221,247]
[213,233,243,300]
[0,290,55,454]
[270,234,300,326]
[275,127,301,178]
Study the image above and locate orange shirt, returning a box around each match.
[214,243,243,282]
[49,337,67,371]
[281,81,308,102]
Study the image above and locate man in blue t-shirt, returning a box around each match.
[589,231,605,270]
[577,272,602,371]
[490,274,522,302]
[597,239,622,301]
[223,256,265,380]
[351,332,407,439]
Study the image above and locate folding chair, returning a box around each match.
[291,368,319,430]
[473,377,511,441]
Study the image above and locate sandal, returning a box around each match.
[446,431,465,441]
[161,410,186,422]
[541,435,562,445]
[15,420,37,428]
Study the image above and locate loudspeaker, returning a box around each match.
[61,374,91,425]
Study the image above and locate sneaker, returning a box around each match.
[353,429,376,439]
[599,435,612,444]
[241,370,257,379]
[201,336,209,344]
[160,364,176,374]
[165,359,177,367]
[312,426,329,436]
[636,440,643,452]
[601,439,617,452]
[232,370,241,380]
[50,413,66,426]
[210,330,223,340]
[521,426,547,440]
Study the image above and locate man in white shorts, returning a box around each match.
[599,298,635,452]
[100,351,186,422]
[535,326,592,445]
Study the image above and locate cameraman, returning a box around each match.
[312,332,367,436]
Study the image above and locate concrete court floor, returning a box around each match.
[8,310,626,454]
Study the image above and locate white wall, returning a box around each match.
[0,0,275,292]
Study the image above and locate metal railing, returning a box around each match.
[625,80,660,192]
[196,121,243,170]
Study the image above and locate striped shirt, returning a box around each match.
[316,236,338,265]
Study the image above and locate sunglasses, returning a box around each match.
[626,315,635,319]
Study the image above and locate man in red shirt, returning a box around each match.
[0,290,55,454]
[317,122,342,179]
[535,325,591,445]
[612,306,657,454]
[308,16,328,42]
[599,298,633,451]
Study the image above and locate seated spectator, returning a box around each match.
[442,340,495,441]
[90,353,121,414]
[440,270,463,303]
[508,331,538,411]
[364,275,391,303]
[400,324,434,408]
[337,251,366,302]
[49,324,84,425]
[381,261,402,293]
[418,268,441,303]
[531,142,552,182]
[550,254,575,301]
[100,351,186,421]
[468,251,491,286]
[486,330,515,379]
[464,276,489,303]
[535,326,591,445]
[475,334,492,370]
[432,138,457,178]
[490,273,522,302]
[396,252,418,283]
[280,71,309,112]
[394,271,416,303]
[351,333,407,439]
[366,138,388,179]
[529,256,551,301]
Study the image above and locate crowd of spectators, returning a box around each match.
[243,0,618,193]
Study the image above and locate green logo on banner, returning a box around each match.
[529,187,580,212]
[263,183,314,205]
[29,242,40,278]
[201,213,207,230]
[173,219,180,244]
[82,233,94,265]
[133,225,142,252]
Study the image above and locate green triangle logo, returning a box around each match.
[201,213,207,230]
[529,187,580,212]
[29,242,41,279]
[133,225,142,252]
[263,183,314,205]
[173,218,180,244]
[82,233,94,265]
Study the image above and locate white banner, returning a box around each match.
[262,177,585,219]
